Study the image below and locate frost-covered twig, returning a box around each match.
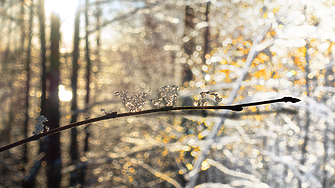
[260,150,322,188]
[132,158,183,188]
[196,183,232,188]
[207,159,270,188]
[0,96,299,153]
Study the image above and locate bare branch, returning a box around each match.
[0,96,299,153]
[84,5,151,37]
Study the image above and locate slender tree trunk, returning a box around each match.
[83,0,95,153]
[299,7,311,187]
[16,0,36,184]
[299,41,310,188]
[1,4,14,146]
[23,0,34,165]
[46,12,61,188]
[0,5,3,46]
[202,2,210,65]
[322,50,334,188]
[20,0,25,53]
[21,0,48,185]
[38,0,47,126]
[322,122,329,188]
[79,1,92,185]
[18,0,26,163]
[0,2,15,183]
[22,3,34,185]
[182,5,194,84]
[300,41,310,165]
[70,1,80,186]
[85,0,91,108]
[38,0,48,156]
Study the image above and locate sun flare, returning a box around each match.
[45,0,79,19]
[59,85,72,102]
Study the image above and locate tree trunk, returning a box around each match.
[79,0,92,185]
[85,0,91,109]
[182,5,195,84]
[46,12,61,188]
[299,40,310,188]
[1,3,14,146]
[202,2,210,65]
[38,0,47,126]
[38,0,48,155]
[21,0,48,185]
[19,0,25,53]
[322,50,334,188]
[70,1,81,186]
[23,0,34,166]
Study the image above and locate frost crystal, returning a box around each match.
[33,115,49,136]
[194,98,207,107]
[150,85,180,107]
[114,90,148,112]
[101,108,117,115]
[194,91,223,106]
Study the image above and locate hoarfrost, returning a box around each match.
[114,90,148,112]
[32,115,49,136]
[194,91,223,106]
[150,85,180,107]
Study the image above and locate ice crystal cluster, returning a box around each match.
[32,115,49,136]
[194,91,223,106]
[150,85,180,108]
[114,90,148,112]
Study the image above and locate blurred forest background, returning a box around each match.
[0,0,335,187]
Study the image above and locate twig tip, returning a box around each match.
[282,96,300,103]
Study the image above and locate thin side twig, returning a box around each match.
[0,96,299,153]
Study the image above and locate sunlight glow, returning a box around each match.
[45,0,79,19]
[59,85,72,102]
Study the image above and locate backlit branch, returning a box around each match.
[0,96,300,153]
